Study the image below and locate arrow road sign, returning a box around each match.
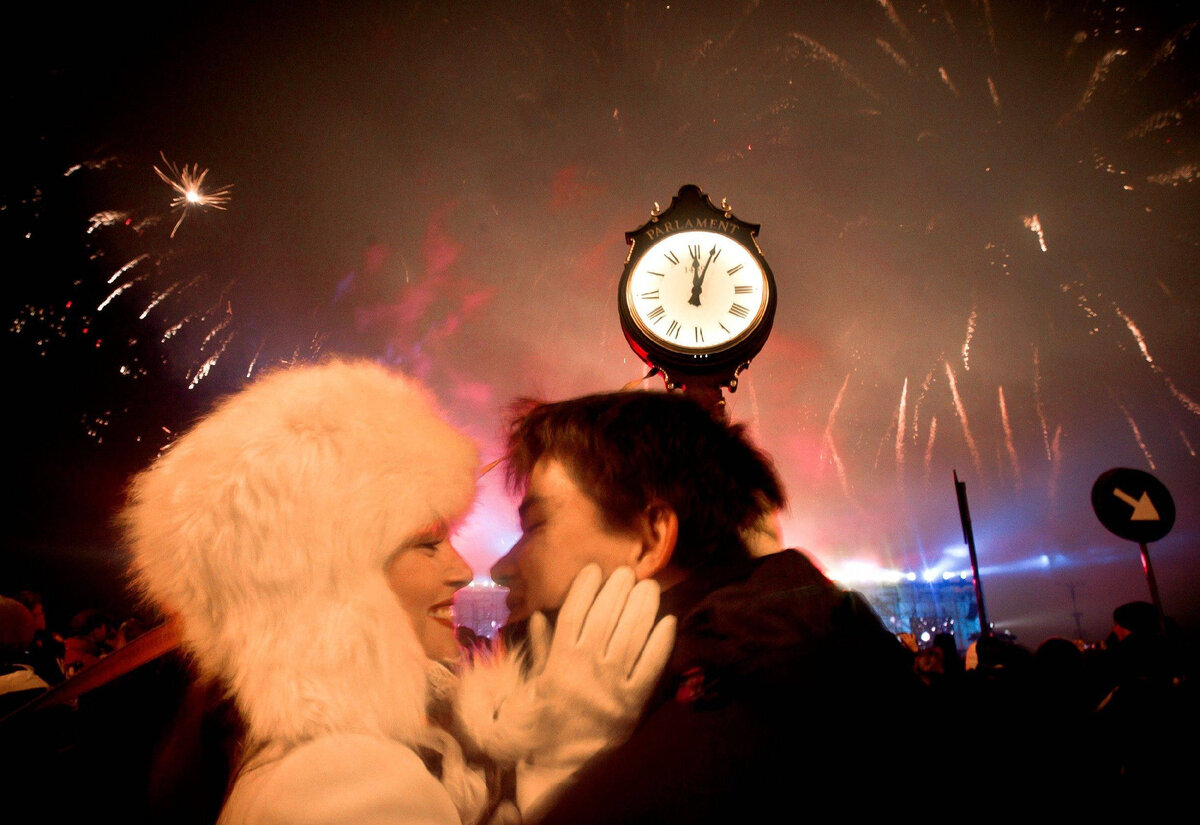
[1091,468,1175,544]
[1111,488,1160,521]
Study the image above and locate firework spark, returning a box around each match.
[152,153,233,238]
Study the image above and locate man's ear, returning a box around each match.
[633,502,678,580]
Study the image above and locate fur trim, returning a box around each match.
[454,644,548,766]
[122,359,478,749]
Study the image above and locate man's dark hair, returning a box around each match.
[505,390,786,569]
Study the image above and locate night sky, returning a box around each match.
[4,0,1199,646]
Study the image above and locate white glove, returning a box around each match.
[516,564,676,819]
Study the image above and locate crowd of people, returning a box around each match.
[0,591,155,703]
[2,358,1196,821]
[899,603,1196,799]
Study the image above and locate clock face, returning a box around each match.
[625,229,769,354]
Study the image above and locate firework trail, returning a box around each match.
[87,211,130,234]
[107,254,150,284]
[1049,425,1063,503]
[1136,20,1198,80]
[138,277,198,321]
[1022,215,1047,252]
[785,33,880,102]
[1115,304,1200,416]
[1147,163,1200,184]
[1032,346,1052,462]
[876,0,914,48]
[895,377,908,483]
[875,37,910,73]
[924,415,938,483]
[97,278,145,312]
[824,373,853,499]
[1058,48,1128,126]
[1179,427,1197,458]
[937,67,959,96]
[943,360,983,479]
[910,366,935,448]
[998,385,1021,487]
[986,76,1001,116]
[961,308,977,371]
[1117,402,1156,470]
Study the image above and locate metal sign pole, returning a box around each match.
[954,470,990,637]
[1138,541,1166,628]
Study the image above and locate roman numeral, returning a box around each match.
[734,285,753,294]
[729,303,749,319]
[667,320,681,339]
[726,263,743,276]
[664,250,680,265]
[647,306,665,323]
[640,289,660,299]
[694,326,705,343]
[719,323,730,333]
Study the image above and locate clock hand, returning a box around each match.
[688,244,704,307]
[689,245,718,307]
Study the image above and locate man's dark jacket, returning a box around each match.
[537,549,921,824]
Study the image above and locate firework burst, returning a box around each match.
[152,153,232,238]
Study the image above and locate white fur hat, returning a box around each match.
[122,359,478,747]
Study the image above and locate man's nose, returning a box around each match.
[490,548,516,587]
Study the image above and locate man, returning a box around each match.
[491,390,920,823]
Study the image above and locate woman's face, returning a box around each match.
[385,525,474,661]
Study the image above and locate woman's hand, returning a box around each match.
[517,564,676,818]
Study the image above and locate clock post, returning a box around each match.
[616,185,777,417]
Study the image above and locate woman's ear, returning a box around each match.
[632,502,679,580]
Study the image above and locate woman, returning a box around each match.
[123,359,671,824]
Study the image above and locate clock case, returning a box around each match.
[617,184,777,393]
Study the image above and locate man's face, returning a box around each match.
[491,458,642,624]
